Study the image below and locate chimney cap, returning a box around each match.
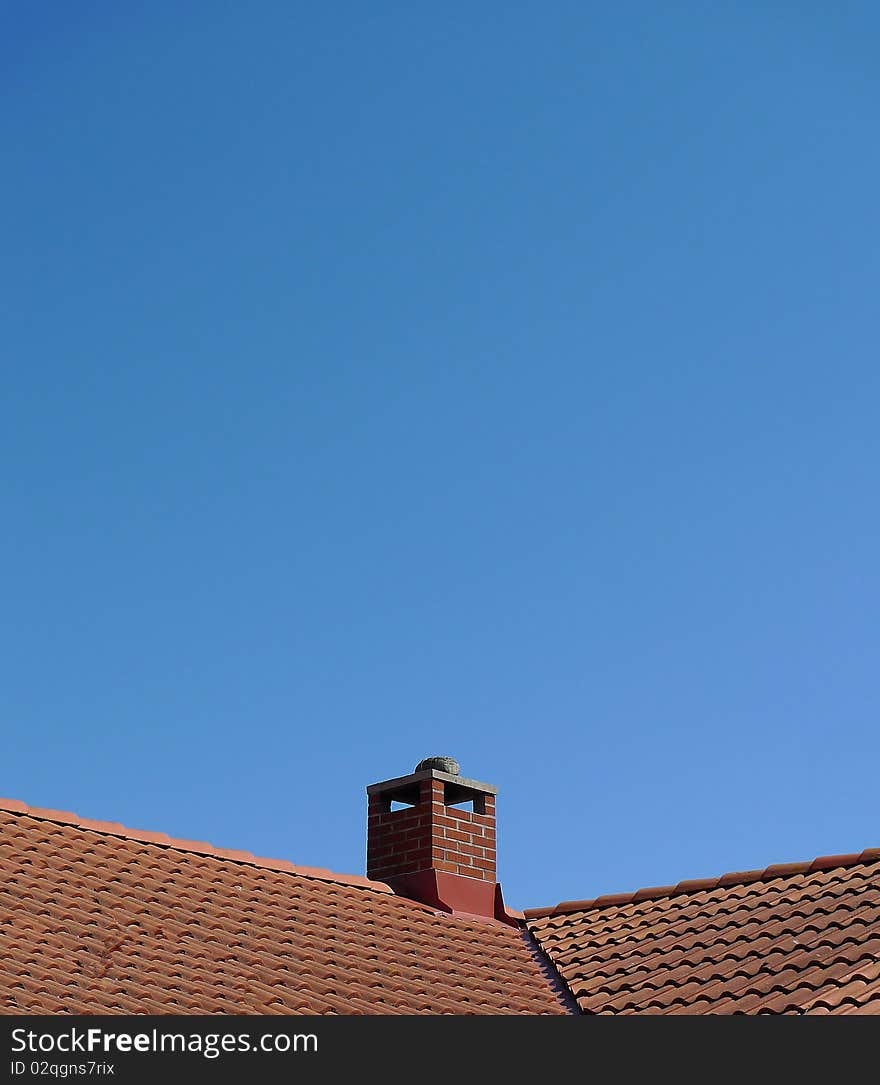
[414,755,460,775]
[367,765,497,798]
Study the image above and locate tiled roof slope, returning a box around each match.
[525,850,880,1014]
[0,800,567,1015]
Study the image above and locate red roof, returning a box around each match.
[524,850,880,1014]
[0,800,566,1015]
[3,794,878,1014]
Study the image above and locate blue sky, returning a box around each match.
[2,3,878,910]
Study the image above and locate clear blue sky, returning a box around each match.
[3,3,878,910]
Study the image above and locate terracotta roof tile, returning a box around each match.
[6,793,878,1014]
[0,800,567,1015]
[526,849,880,1014]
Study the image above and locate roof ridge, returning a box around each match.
[0,796,394,896]
[522,847,880,920]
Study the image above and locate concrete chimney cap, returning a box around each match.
[414,755,460,776]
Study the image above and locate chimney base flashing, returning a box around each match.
[383,869,517,927]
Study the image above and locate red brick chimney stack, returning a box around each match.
[366,757,511,922]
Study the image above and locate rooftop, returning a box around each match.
[2,783,878,1015]
[0,797,566,1015]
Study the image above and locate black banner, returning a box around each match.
[0,1014,861,1082]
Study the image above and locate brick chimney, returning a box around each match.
[366,757,512,923]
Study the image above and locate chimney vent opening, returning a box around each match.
[444,793,486,814]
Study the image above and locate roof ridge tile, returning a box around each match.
[0,796,393,896]
[523,846,880,919]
